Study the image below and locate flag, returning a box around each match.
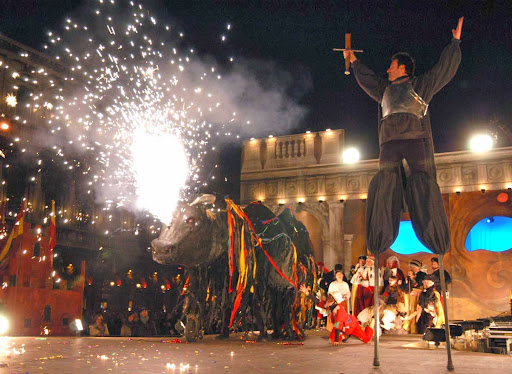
[48,200,56,251]
[48,200,56,272]
[0,200,26,262]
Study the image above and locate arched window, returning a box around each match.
[43,305,52,322]
[33,242,41,257]
[390,221,433,255]
[465,216,512,252]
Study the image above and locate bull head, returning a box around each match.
[151,194,227,266]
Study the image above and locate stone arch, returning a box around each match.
[294,202,330,263]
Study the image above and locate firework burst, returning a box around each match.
[34,0,237,223]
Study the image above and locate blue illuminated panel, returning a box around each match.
[390,221,433,254]
[465,216,512,252]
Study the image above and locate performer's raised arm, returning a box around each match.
[418,17,463,99]
[344,50,387,102]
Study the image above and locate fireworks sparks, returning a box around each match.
[1,0,306,229]
[2,0,237,223]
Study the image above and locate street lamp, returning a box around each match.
[342,147,360,164]
[469,134,493,153]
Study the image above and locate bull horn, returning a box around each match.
[190,194,216,206]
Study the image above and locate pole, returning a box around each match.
[439,255,454,371]
[373,254,380,367]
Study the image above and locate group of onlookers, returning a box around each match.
[302,255,451,344]
[87,309,178,337]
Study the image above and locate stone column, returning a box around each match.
[322,235,332,267]
[343,234,354,275]
[326,201,344,268]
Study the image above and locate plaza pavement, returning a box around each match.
[0,329,510,373]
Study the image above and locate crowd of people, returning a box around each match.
[85,256,451,342]
[301,255,451,345]
[86,309,180,337]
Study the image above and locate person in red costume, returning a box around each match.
[299,284,373,345]
[329,298,374,345]
[354,255,382,316]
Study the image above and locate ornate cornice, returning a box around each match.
[241,141,512,204]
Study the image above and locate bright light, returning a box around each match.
[469,134,493,152]
[342,147,360,164]
[74,319,84,331]
[132,130,188,225]
[0,122,9,131]
[5,93,17,107]
[0,316,9,335]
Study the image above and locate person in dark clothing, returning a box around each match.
[382,255,405,292]
[137,309,158,336]
[407,259,427,288]
[323,263,348,289]
[121,312,139,337]
[343,17,464,178]
[316,261,330,294]
[381,275,405,306]
[430,257,452,291]
[401,259,428,333]
[416,275,445,334]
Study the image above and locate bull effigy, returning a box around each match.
[151,194,317,342]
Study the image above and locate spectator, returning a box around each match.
[138,309,158,336]
[430,257,451,291]
[316,261,330,293]
[121,313,138,337]
[382,255,405,290]
[408,259,427,286]
[350,255,366,314]
[416,274,445,333]
[89,314,110,336]
[354,255,382,317]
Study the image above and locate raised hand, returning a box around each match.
[452,17,464,40]
[343,49,357,63]
[299,284,310,296]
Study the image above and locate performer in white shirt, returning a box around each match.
[328,269,351,311]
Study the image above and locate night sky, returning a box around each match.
[2,0,512,161]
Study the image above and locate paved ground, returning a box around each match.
[0,330,510,373]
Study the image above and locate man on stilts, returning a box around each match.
[343,17,464,371]
[344,17,463,180]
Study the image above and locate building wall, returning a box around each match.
[0,222,85,335]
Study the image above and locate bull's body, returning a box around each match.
[152,195,316,340]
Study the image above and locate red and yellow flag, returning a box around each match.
[48,200,56,251]
[0,200,26,261]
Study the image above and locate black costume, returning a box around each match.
[432,269,452,291]
[352,39,461,178]
[360,40,460,264]
[417,285,443,334]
